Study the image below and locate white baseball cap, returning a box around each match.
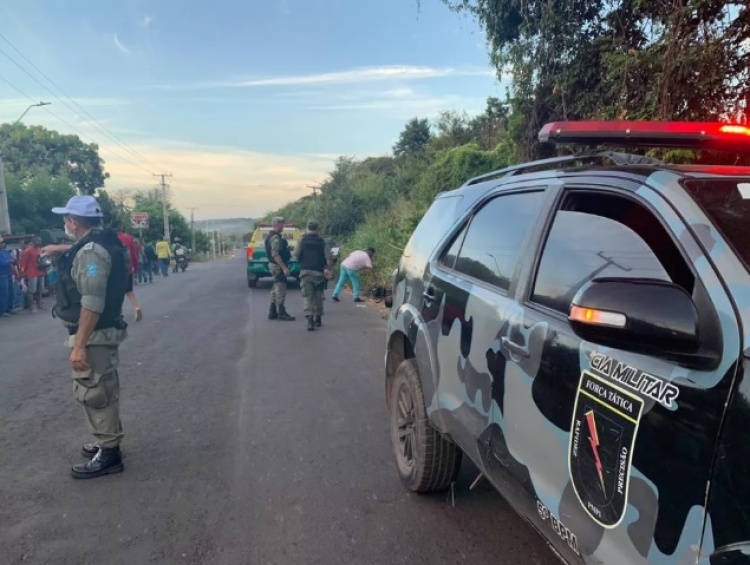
[51,195,104,218]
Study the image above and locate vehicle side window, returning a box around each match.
[452,191,543,291]
[439,225,467,270]
[531,191,694,314]
[403,195,463,263]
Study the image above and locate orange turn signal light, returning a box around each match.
[570,306,627,328]
[719,124,750,137]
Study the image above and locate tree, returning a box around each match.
[5,171,76,234]
[469,97,510,150]
[0,123,109,194]
[443,0,749,159]
[123,188,190,243]
[393,118,432,158]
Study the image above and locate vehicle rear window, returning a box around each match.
[682,178,750,271]
[403,195,463,264]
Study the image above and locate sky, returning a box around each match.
[0,0,503,219]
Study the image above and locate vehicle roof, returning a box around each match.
[439,161,750,205]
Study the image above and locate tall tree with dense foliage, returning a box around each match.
[0,123,109,194]
[5,171,76,234]
[442,0,749,159]
[393,118,433,158]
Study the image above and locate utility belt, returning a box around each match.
[66,315,128,336]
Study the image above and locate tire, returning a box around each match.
[389,359,462,492]
[247,277,258,288]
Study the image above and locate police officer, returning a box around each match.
[293,220,332,331]
[265,216,295,321]
[49,196,129,479]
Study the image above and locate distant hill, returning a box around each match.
[194,218,255,235]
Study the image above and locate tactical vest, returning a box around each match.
[54,229,128,330]
[265,232,291,263]
[298,233,327,272]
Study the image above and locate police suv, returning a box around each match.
[385,121,750,564]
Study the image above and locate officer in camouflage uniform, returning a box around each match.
[293,219,332,331]
[50,196,129,479]
[265,216,295,321]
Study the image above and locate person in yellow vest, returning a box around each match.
[155,237,172,277]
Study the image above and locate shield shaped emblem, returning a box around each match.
[569,370,644,528]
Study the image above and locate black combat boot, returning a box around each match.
[71,446,124,479]
[277,305,295,321]
[268,303,278,320]
[307,316,315,331]
[314,315,322,328]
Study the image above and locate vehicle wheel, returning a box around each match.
[390,359,462,492]
[247,278,257,288]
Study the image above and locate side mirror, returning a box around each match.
[569,278,709,368]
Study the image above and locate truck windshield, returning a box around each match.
[682,178,750,272]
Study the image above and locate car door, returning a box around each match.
[492,181,740,564]
[420,188,546,468]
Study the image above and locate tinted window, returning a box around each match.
[682,178,750,272]
[532,193,680,314]
[403,195,463,265]
[453,191,543,290]
[439,225,467,270]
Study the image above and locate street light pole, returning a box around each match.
[187,207,198,252]
[0,101,52,234]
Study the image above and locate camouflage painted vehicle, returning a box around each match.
[384,121,750,564]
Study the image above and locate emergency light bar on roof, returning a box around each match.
[539,121,750,153]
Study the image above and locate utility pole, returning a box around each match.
[153,173,173,242]
[187,207,198,252]
[307,184,319,215]
[0,101,52,234]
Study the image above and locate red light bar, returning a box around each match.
[539,121,750,153]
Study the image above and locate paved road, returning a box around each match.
[0,255,559,565]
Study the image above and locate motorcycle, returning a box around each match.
[173,248,189,273]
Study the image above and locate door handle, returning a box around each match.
[422,285,438,303]
[501,337,530,358]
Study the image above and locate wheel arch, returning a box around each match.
[386,331,415,411]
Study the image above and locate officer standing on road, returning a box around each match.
[265,216,295,321]
[49,195,129,479]
[293,219,332,331]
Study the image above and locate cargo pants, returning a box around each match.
[69,338,124,449]
[268,264,287,307]
[300,273,325,317]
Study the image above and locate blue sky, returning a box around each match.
[0,0,503,218]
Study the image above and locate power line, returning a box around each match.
[0,74,154,175]
[0,32,163,171]
[0,39,161,172]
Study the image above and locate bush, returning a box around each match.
[343,198,421,292]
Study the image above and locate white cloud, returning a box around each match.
[309,88,486,119]
[383,87,416,98]
[113,33,130,54]
[141,15,154,27]
[143,65,495,91]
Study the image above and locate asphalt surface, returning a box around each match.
[0,255,559,565]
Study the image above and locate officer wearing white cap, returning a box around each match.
[49,195,130,479]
